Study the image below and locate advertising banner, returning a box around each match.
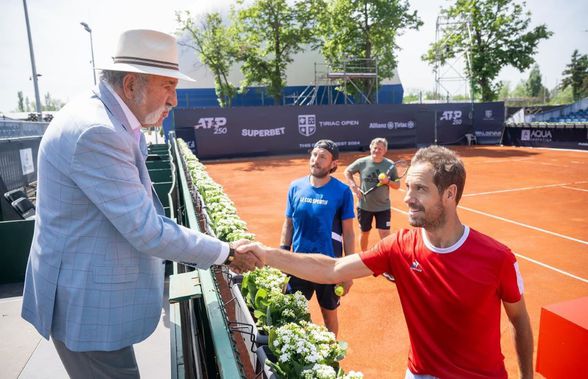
[503,126,588,150]
[174,102,505,159]
[473,102,505,145]
[174,104,418,159]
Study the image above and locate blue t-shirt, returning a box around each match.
[286,176,355,257]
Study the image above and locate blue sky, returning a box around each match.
[1,0,586,111]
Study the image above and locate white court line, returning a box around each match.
[458,205,588,246]
[463,181,588,197]
[513,253,588,284]
[391,206,588,284]
[561,185,588,193]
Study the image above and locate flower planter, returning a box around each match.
[229,275,276,378]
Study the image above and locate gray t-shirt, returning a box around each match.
[346,156,398,212]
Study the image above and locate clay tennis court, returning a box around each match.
[204,145,588,378]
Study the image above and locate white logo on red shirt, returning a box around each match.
[410,260,422,272]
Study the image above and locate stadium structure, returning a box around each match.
[174,40,404,108]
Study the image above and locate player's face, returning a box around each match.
[309,147,335,178]
[370,142,387,160]
[403,162,446,230]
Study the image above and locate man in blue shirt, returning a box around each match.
[280,139,355,336]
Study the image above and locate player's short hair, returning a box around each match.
[412,145,466,204]
[370,137,388,150]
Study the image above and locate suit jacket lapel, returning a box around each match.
[92,82,135,140]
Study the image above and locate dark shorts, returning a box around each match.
[287,275,340,310]
[357,207,391,232]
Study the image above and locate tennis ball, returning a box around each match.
[334,284,345,296]
[378,173,387,180]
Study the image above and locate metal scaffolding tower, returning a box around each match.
[433,15,474,102]
[292,57,379,105]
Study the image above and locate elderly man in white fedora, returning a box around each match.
[21,29,260,378]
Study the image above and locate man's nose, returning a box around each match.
[403,189,413,205]
[168,90,178,108]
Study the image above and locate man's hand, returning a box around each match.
[228,239,263,273]
[229,250,262,273]
[342,279,353,295]
[351,185,363,199]
[378,175,390,186]
[235,241,271,266]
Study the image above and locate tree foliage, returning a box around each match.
[15,91,64,112]
[423,0,552,101]
[17,91,24,112]
[314,0,421,102]
[177,11,238,107]
[526,64,543,98]
[232,0,318,104]
[560,49,588,102]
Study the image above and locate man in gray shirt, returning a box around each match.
[344,138,400,252]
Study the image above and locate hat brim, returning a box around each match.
[95,62,195,82]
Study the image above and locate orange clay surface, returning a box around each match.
[204,145,588,378]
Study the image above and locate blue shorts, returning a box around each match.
[287,275,340,310]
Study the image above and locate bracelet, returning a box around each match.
[223,247,235,265]
[280,245,291,251]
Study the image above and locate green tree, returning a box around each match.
[232,0,318,104]
[560,49,588,101]
[177,11,238,107]
[510,81,527,98]
[497,81,511,100]
[315,0,422,103]
[402,90,421,103]
[17,91,25,112]
[43,92,64,111]
[526,64,543,98]
[550,84,573,105]
[423,0,552,101]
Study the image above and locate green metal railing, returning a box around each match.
[165,137,245,379]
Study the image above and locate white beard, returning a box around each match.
[132,88,168,126]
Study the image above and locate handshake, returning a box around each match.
[225,239,271,273]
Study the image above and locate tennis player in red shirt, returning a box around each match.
[238,145,534,379]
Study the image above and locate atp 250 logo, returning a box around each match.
[194,117,228,135]
[439,110,462,125]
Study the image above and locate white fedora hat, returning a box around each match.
[96,29,195,82]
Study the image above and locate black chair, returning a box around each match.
[4,188,27,203]
[11,197,36,219]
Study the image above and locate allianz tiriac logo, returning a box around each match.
[298,114,316,137]
[439,110,463,125]
[193,117,228,135]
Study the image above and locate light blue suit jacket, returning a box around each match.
[22,82,225,352]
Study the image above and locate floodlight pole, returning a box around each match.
[80,22,96,85]
[23,0,42,116]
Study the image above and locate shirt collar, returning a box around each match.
[102,81,142,143]
[421,225,470,254]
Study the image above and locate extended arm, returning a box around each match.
[237,242,373,284]
[504,297,534,379]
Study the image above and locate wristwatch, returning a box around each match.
[224,246,236,265]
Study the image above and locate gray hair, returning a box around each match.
[370,137,388,150]
[99,70,149,89]
[412,145,466,204]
